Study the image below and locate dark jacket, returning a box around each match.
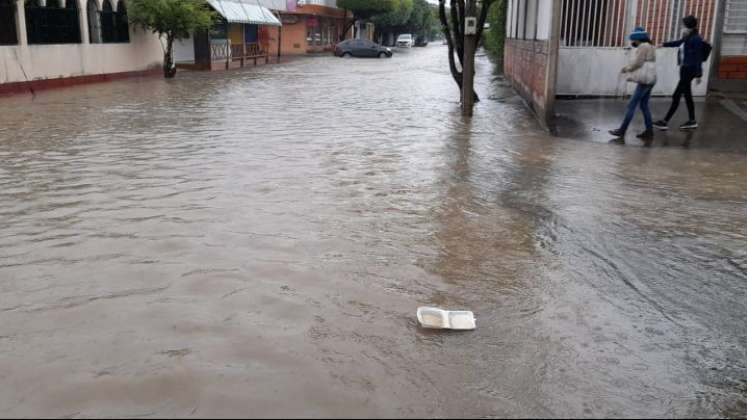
[663,34,704,76]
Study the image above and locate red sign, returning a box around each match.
[306,16,318,27]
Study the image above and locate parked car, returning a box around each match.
[335,39,393,58]
[396,34,414,48]
[415,36,429,47]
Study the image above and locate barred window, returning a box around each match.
[101,0,115,42]
[0,0,18,45]
[26,0,82,45]
[115,0,129,42]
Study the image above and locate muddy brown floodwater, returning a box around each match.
[1,46,746,418]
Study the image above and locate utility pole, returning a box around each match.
[462,0,478,116]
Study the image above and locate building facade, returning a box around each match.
[277,0,352,55]
[0,0,162,94]
[504,0,747,128]
[174,0,283,71]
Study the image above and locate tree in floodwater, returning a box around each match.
[439,0,496,114]
[128,0,215,79]
[338,0,395,39]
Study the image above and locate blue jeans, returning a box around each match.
[620,83,654,132]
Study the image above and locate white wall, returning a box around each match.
[535,0,553,40]
[0,28,162,84]
[557,48,711,96]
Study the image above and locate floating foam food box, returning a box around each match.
[417,307,476,330]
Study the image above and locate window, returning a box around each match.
[723,0,747,55]
[0,0,18,45]
[26,0,82,44]
[100,0,115,42]
[210,17,227,40]
[516,0,525,39]
[114,0,129,42]
[87,0,101,43]
[560,0,624,47]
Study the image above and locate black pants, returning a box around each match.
[665,66,698,122]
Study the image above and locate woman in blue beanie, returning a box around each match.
[610,27,657,143]
[654,15,704,130]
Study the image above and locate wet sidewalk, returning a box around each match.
[555,94,747,152]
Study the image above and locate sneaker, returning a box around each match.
[609,128,625,138]
[679,120,698,130]
[636,129,654,139]
[653,120,669,130]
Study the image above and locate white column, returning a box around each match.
[15,0,28,45]
[78,0,89,44]
[625,0,638,35]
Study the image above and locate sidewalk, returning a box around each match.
[554,94,747,152]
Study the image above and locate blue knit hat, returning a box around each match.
[629,27,650,41]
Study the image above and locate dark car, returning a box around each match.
[415,36,429,47]
[335,39,393,58]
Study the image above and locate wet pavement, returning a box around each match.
[1,45,746,418]
[556,94,747,151]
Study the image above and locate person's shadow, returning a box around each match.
[660,129,694,148]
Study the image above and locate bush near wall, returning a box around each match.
[483,0,507,66]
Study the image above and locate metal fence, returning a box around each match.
[560,0,718,48]
[561,0,629,47]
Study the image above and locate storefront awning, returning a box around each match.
[207,0,282,26]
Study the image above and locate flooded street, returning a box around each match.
[1,46,746,418]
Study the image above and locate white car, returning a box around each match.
[396,34,414,48]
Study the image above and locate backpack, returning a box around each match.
[702,41,713,62]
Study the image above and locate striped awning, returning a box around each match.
[207,0,282,26]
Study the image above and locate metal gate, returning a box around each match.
[557,0,718,96]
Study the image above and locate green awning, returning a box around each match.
[207,0,282,26]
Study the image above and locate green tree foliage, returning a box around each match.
[483,0,507,60]
[373,0,437,43]
[128,0,215,78]
[372,0,413,30]
[406,0,436,38]
[337,0,396,20]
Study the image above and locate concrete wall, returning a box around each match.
[0,0,163,87]
[0,29,162,85]
[278,18,310,55]
[557,48,712,96]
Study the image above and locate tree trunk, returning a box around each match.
[439,0,462,89]
[341,10,354,41]
[462,0,477,116]
[164,36,176,79]
[439,0,479,104]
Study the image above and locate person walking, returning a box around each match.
[654,15,705,131]
[609,27,657,142]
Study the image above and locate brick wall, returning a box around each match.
[504,38,553,127]
[719,56,747,80]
